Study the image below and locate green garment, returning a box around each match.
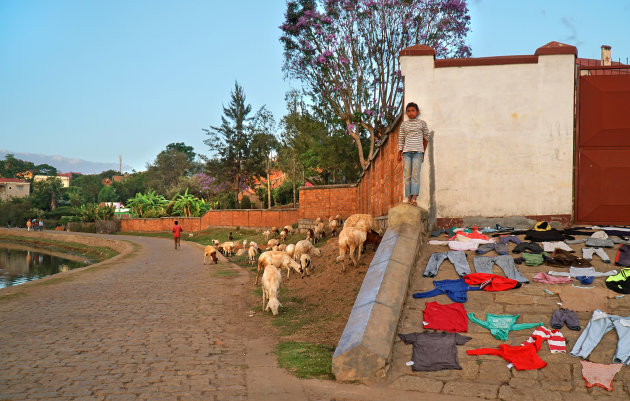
[521,251,549,266]
[467,313,543,341]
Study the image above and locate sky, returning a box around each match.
[1,0,629,173]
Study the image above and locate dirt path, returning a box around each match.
[0,233,470,401]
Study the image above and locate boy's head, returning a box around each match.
[406,102,419,119]
[174,221,179,225]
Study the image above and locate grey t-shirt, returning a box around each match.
[398,331,471,371]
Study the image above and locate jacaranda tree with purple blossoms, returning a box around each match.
[280,0,471,167]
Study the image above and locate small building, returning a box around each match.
[33,175,70,188]
[0,178,31,201]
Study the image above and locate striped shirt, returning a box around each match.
[398,117,430,153]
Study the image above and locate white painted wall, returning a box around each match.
[400,53,575,218]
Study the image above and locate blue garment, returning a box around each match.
[412,279,482,303]
[403,151,423,198]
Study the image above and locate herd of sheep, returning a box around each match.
[203,214,383,316]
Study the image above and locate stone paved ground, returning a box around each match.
[0,232,473,401]
[388,236,630,400]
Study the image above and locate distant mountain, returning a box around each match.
[0,150,134,175]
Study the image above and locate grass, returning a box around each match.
[276,342,335,380]
[0,234,119,263]
[0,292,26,302]
[212,268,239,277]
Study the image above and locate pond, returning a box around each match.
[0,244,90,288]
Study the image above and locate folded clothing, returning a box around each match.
[546,249,591,267]
[542,241,574,252]
[547,266,617,278]
[512,242,543,254]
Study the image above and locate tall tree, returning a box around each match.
[144,145,196,195]
[280,0,471,167]
[203,82,278,208]
[165,142,196,164]
[31,177,64,211]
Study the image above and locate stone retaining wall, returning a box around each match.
[332,204,426,381]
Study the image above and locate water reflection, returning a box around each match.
[0,245,88,288]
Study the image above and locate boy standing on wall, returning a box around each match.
[172,221,183,250]
[397,102,430,206]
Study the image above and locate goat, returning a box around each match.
[271,226,280,235]
[243,239,248,248]
[344,213,379,234]
[261,264,282,315]
[263,230,271,242]
[300,253,313,276]
[228,231,233,241]
[203,245,218,264]
[363,229,382,252]
[306,228,315,243]
[256,250,304,285]
[266,239,279,250]
[212,239,220,247]
[293,239,322,262]
[336,226,367,271]
[283,225,294,234]
[285,244,295,259]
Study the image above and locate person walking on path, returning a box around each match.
[172,221,183,250]
[397,102,431,207]
[26,219,32,231]
[39,219,44,231]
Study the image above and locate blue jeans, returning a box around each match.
[403,151,423,198]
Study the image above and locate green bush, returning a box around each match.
[240,196,252,209]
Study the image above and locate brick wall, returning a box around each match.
[295,121,403,221]
[297,185,358,220]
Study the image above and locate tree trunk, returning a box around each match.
[267,157,272,210]
[292,155,296,208]
[50,191,56,211]
[349,130,367,168]
[234,170,240,209]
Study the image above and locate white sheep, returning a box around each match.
[266,239,279,250]
[285,244,295,259]
[336,226,367,271]
[248,244,258,265]
[283,225,294,234]
[279,228,288,243]
[212,239,220,247]
[263,230,271,242]
[344,213,379,234]
[261,265,282,315]
[293,239,322,262]
[256,250,304,285]
[314,222,325,243]
[243,239,248,248]
[329,216,339,237]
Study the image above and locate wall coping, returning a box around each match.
[298,184,357,190]
[400,41,577,68]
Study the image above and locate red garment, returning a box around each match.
[172,225,183,238]
[422,302,468,332]
[449,231,490,241]
[466,336,547,371]
[463,273,520,292]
